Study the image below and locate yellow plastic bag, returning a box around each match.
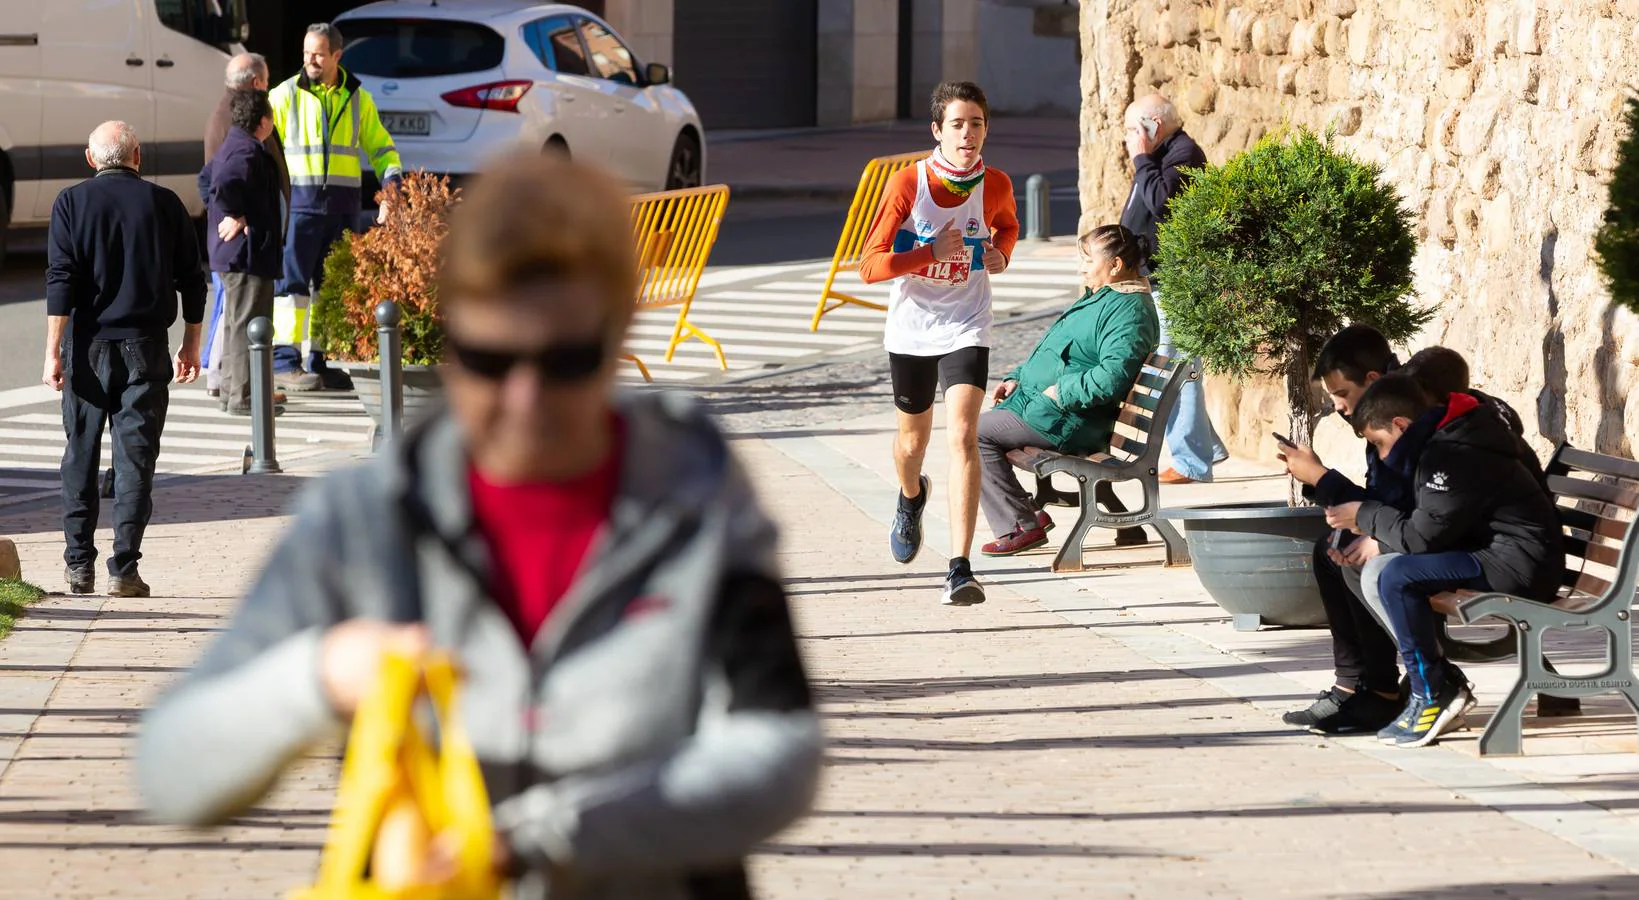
[290,651,505,900]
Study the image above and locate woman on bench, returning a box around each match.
[977,225,1159,556]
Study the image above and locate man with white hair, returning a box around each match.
[201,52,290,399]
[44,121,205,598]
[1119,92,1227,485]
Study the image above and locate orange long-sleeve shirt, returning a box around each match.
[858,162,1019,284]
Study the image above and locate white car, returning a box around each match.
[334,1,705,194]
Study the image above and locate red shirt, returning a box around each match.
[467,429,623,646]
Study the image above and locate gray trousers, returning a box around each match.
[977,408,1130,538]
[218,272,276,409]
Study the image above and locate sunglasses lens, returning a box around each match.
[449,343,518,380]
[537,342,606,382]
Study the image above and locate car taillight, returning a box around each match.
[440,80,533,113]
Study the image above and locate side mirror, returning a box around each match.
[645,62,671,86]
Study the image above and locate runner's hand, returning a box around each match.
[981,240,1007,274]
[992,380,1017,405]
[931,218,965,262]
[319,620,432,716]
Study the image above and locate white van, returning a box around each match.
[0,1,247,266]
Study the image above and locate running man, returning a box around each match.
[860,81,1019,606]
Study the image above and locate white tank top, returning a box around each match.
[882,161,993,356]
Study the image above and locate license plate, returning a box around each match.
[381,112,430,136]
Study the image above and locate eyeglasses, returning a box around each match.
[445,334,607,384]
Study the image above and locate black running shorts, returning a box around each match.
[888,346,991,414]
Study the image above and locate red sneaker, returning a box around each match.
[981,527,1049,557]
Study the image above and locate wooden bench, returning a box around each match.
[1435,444,1639,756]
[1004,353,1196,573]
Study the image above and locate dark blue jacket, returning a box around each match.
[1120,128,1207,274]
[202,127,283,278]
[46,168,205,340]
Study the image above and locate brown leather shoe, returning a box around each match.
[1158,468,1197,485]
[981,527,1049,557]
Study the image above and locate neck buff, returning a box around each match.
[927,147,985,199]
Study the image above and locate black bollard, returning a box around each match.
[243,316,281,475]
[1025,173,1050,242]
[376,301,403,445]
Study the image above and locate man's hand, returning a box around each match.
[1341,537,1381,567]
[42,354,64,392]
[319,620,433,716]
[931,218,965,262]
[1276,441,1329,486]
[981,240,1007,274]
[376,203,390,226]
[992,380,1018,406]
[1125,122,1159,160]
[1325,501,1364,536]
[1043,383,1061,405]
[217,216,246,242]
[174,343,202,384]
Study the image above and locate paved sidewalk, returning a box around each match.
[1,403,1637,896]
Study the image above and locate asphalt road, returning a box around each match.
[0,192,1083,396]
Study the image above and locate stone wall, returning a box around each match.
[1078,0,1639,473]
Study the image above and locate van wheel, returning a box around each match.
[544,136,570,159]
[664,132,701,191]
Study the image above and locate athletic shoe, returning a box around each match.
[1282,687,1348,727]
[981,527,1048,557]
[941,557,985,606]
[107,572,151,599]
[1378,679,1473,748]
[890,475,930,564]
[64,566,94,595]
[275,370,322,392]
[1310,689,1404,735]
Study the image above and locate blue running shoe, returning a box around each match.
[941,557,985,606]
[890,474,930,564]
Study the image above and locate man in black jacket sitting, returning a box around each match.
[44,121,205,598]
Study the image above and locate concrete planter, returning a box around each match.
[1162,501,1331,632]
[335,362,445,439]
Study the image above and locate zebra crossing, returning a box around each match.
[619,251,1085,384]
[0,386,376,505]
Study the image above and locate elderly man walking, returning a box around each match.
[1118,92,1227,485]
[44,122,205,598]
[201,52,290,398]
[269,22,403,392]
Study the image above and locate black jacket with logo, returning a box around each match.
[1357,392,1564,601]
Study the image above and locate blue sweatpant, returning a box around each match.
[276,211,357,373]
[1375,551,1489,698]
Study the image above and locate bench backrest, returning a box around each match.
[1105,352,1196,468]
[1544,444,1639,606]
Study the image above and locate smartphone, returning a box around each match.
[1141,116,1159,140]
[1272,432,1295,447]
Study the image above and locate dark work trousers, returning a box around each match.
[218,272,276,409]
[1376,551,1490,699]
[61,334,172,576]
[1313,535,1403,695]
[275,210,355,374]
[977,408,1128,537]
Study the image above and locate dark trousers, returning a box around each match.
[61,335,172,576]
[1313,536,1402,695]
[275,210,355,373]
[977,408,1128,537]
[1376,551,1490,698]
[218,272,275,409]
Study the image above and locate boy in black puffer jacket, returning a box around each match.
[1325,374,1564,749]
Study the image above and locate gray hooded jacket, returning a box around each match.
[137,393,822,899]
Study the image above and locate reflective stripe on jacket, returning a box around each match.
[270,69,403,216]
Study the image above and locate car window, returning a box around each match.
[526,16,592,77]
[154,0,247,52]
[340,17,505,78]
[577,19,640,85]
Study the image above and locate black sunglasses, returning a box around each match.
[445,334,608,384]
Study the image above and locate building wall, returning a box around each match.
[1078,0,1639,466]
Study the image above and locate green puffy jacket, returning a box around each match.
[997,283,1159,456]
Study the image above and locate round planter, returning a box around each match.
[336,362,445,438]
[1162,500,1331,632]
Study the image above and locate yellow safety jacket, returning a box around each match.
[270,68,402,216]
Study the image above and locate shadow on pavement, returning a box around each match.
[1342,876,1639,899]
[757,839,1164,858]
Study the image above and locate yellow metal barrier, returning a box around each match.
[624,184,731,382]
[811,150,926,332]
